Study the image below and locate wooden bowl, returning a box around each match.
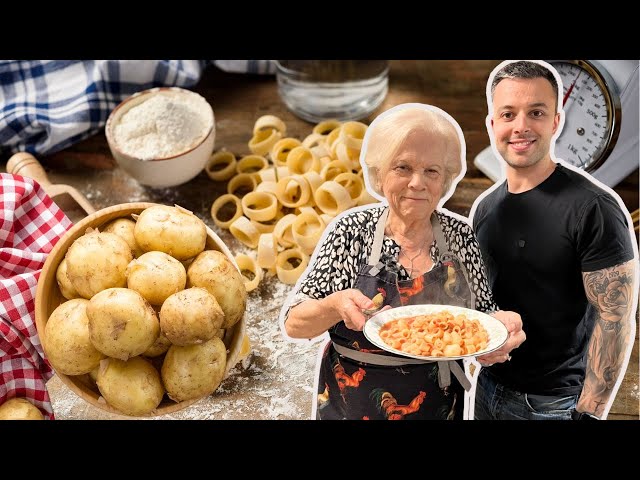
[35,202,247,417]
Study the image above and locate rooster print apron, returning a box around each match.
[316,209,475,420]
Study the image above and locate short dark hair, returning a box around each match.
[491,61,559,108]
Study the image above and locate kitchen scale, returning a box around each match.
[474,60,639,187]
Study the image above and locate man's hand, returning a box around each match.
[477,310,526,366]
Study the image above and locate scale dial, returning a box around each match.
[549,60,621,172]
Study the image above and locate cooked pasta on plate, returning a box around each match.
[363,305,508,361]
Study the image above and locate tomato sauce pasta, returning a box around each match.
[379,311,489,357]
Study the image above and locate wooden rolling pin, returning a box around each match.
[6,152,95,221]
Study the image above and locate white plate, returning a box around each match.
[363,304,508,361]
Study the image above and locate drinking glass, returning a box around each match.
[275,60,389,123]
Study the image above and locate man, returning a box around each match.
[470,60,638,420]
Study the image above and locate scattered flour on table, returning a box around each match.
[113,93,211,160]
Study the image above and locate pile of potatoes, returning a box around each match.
[44,205,247,416]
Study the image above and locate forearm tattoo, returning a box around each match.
[581,260,637,416]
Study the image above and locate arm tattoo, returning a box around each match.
[580,259,637,417]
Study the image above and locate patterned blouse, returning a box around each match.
[287,205,498,314]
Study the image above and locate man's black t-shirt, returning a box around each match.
[473,164,634,395]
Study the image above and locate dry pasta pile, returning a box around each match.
[379,312,490,357]
[207,115,378,290]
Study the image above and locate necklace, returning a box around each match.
[399,246,424,278]
[388,224,428,278]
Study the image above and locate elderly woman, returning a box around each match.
[282,104,525,420]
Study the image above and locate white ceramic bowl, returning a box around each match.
[106,87,215,188]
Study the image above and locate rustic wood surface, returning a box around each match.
[2,60,637,420]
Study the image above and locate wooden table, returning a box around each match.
[3,60,638,420]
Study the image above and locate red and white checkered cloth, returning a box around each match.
[1,172,72,419]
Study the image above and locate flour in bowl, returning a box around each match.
[113,92,212,160]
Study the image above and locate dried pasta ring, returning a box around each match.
[259,166,291,183]
[273,214,297,248]
[302,171,324,198]
[236,155,269,175]
[339,121,367,150]
[250,211,283,234]
[241,191,279,222]
[275,166,290,181]
[286,146,320,175]
[229,216,260,248]
[256,180,278,194]
[249,128,282,156]
[325,126,342,150]
[210,194,243,229]
[296,205,320,218]
[302,133,326,149]
[276,174,311,208]
[253,115,287,136]
[235,253,263,292]
[257,233,277,269]
[227,173,258,198]
[336,142,362,170]
[333,172,364,204]
[206,151,237,181]
[276,248,309,285]
[310,143,331,160]
[313,120,342,136]
[258,167,277,183]
[314,181,353,216]
[320,159,351,182]
[319,156,332,170]
[320,213,335,226]
[292,211,326,255]
[270,138,302,166]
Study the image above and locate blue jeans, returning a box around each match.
[474,369,578,420]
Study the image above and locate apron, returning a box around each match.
[316,208,475,420]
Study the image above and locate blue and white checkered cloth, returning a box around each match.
[0,60,275,158]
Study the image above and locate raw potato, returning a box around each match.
[87,288,159,361]
[134,205,206,260]
[65,230,133,299]
[143,332,172,357]
[187,250,247,328]
[45,204,248,416]
[0,398,44,420]
[162,337,227,402]
[44,298,105,375]
[126,251,187,305]
[96,357,164,416]
[160,287,224,346]
[56,259,79,300]
[102,217,144,258]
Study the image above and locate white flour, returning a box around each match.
[113,93,211,160]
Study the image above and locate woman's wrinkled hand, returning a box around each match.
[477,310,526,367]
[328,289,376,332]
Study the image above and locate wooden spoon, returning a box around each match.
[6,152,95,223]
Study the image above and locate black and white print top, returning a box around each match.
[289,205,498,314]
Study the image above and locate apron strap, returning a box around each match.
[431,212,477,311]
[333,342,472,391]
[368,207,389,268]
[431,212,450,255]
